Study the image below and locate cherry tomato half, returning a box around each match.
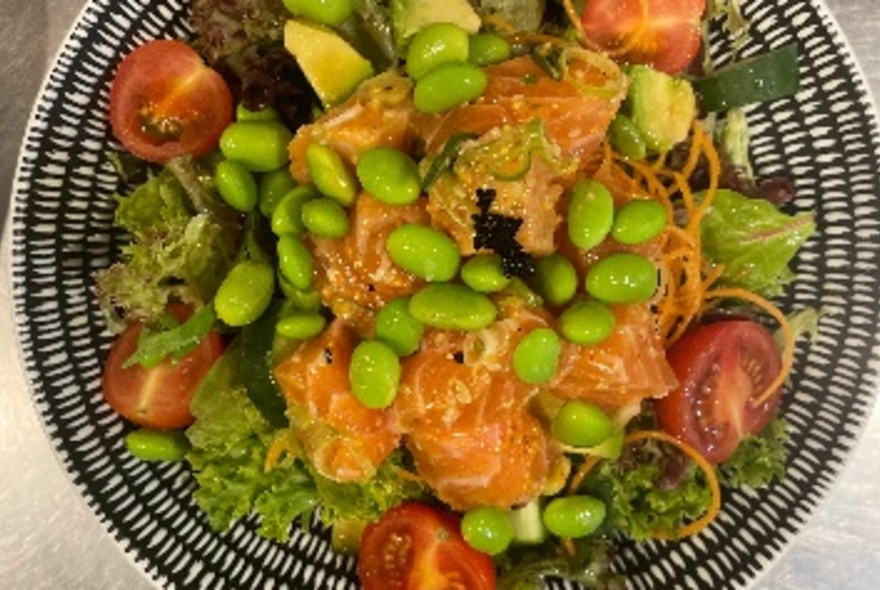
[109,39,233,163]
[101,304,224,429]
[358,502,496,590]
[581,0,706,75]
[655,320,783,464]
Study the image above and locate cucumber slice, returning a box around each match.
[694,43,800,112]
[509,499,547,545]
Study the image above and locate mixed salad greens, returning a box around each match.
[95,0,816,587]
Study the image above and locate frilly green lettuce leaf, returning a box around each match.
[700,189,815,296]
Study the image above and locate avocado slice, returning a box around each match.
[625,65,696,154]
[391,0,481,49]
[284,19,374,108]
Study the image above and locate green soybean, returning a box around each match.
[301,197,350,238]
[612,199,667,245]
[386,223,461,282]
[125,428,189,462]
[356,147,421,205]
[214,159,258,212]
[278,273,322,311]
[406,23,470,80]
[220,121,293,172]
[531,253,578,307]
[513,328,562,385]
[585,253,658,304]
[409,284,497,331]
[461,254,511,293]
[469,33,511,66]
[558,299,616,345]
[550,400,614,448]
[567,180,614,251]
[277,235,315,290]
[349,340,401,409]
[271,186,318,236]
[461,506,515,556]
[608,114,647,160]
[414,63,488,114]
[542,496,606,539]
[237,103,280,122]
[307,143,358,206]
[276,310,327,340]
[375,297,424,356]
[215,260,275,327]
[259,168,297,217]
[282,0,354,27]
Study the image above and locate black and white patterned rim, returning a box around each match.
[9,0,880,588]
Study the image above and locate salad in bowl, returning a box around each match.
[20,0,859,588]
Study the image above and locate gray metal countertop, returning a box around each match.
[1,1,879,588]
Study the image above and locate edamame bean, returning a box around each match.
[306,143,358,206]
[469,33,512,66]
[272,186,318,236]
[278,272,322,311]
[461,254,511,293]
[608,114,647,160]
[349,340,401,409]
[215,159,258,212]
[375,297,424,356]
[386,223,461,281]
[408,284,497,331]
[301,197,350,238]
[356,147,421,205]
[276,309,327,340]
[236,103,280,122]
[220,121,293,172]
[259,168,297,217]
[531,253,578,307]
[585,253,658,303]
[414,63,488,114]
[277,235,315,290]
[550,400,614,448]
[612,199,667,245]
[282,0,354,27]
[406,23,470,80]
[461,506,515,556]
[513,328,562,384]
[558,299,616,345]
[542,496,606,539]
[567,180,614,251]
[125,428,189,462]
[215,260,275,326]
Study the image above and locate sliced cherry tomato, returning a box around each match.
[358,502,496,590]
[109,39,233,163]
[101,304,224,429]
[655,320,783,464]
[580,0,706,75]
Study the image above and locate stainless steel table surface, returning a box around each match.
[1,1,879,589]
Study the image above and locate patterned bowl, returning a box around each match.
[10,0,880,588]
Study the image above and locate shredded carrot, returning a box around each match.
[704,287,796,407]
[480,13,518,34]
[567,455,603,495]
[624,430,722,539]
[264,430,298,472]
[392,466,425,484]
[561,0,586,42]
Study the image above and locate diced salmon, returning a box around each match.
[425,122,575,257]
[412,51,627,164]
[548,304,678,412]
[310,193,429,335]
[288,72,415,184]
[274,319,400,483]
[394,300,558,509]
